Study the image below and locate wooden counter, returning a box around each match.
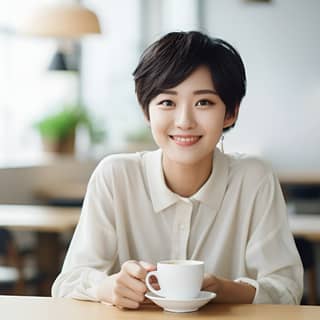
[1,296,320,319]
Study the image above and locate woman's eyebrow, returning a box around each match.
[193,89,218,95]
[159,89,218,95]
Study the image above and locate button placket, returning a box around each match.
[170,200,193,260]
[170,204,181,259]
[178,200,193,260]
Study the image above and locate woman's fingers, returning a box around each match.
[202,273,213,289]
[123,260,149,281]
[109,260,156,309]
[111,295,140,309]
[98,260,157,309]
[139,260,156,272]
[202,273,221,293]
[118,267,147,293]
[113,283,145,304]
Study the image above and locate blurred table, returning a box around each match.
[0,205,80,232]
[278,172,320,239]
[0,205,80,295]
[279,172,320,185]
[34,183,86,207]
[1,296,320,319]
[289,214,320,241]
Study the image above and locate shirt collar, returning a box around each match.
[192,148,229,212]
[144,148,229,213]
[144,149,179,213]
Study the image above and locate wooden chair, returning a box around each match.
[0,228,25,295]
[295,237,317,305]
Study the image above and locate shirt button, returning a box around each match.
[179,224,185,231]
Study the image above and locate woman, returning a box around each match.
[52,31,303,308]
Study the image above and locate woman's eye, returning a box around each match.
[158,100,174,107]
[196,99,213,107]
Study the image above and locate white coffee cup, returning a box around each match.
[145,260,204,300]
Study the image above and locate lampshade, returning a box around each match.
[19,4,101,38]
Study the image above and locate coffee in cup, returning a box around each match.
[145,260,204,300]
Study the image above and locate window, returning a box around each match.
[0,0,77,164]
[0,0,201,164]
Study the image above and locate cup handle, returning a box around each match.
[145,271,164,297]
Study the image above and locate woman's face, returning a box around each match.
[148,65,237,168]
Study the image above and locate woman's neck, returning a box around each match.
[162,154,213,197]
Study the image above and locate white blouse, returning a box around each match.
[52,148,303,304]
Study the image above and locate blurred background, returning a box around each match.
[0,0,319,304]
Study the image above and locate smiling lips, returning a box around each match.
[170,135,202,146]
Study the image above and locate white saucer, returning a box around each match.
[145,291,216,313]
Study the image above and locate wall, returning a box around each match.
[82,0,143,151]
[203,0,320,172]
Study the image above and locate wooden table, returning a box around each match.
[0,205,80,295]
[279,172,320,185]
[0,296,320,319]
[0,205,80,232]
[289,213,320,241]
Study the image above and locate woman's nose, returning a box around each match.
[175,105,196,130]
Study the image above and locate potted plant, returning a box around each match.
[33,104,105,154]
[125,126,157,151]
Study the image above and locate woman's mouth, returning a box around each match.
[169,135,202,146]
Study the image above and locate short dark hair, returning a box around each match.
[133,31,246,131]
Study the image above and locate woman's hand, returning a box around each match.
[202,273,222,295]
[97,260,156,309]
[202,273,256,303]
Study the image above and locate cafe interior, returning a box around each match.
[0,0,320,310]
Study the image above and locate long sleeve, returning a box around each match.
[244,172,303,304]
[52,160,118,301]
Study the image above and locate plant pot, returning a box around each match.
[41,132,75,155]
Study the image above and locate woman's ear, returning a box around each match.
[223,105,239,129]
[144,114,150,126]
